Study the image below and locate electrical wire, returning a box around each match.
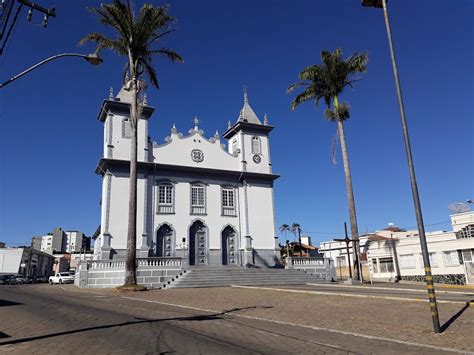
[0,0,14,40]
[0,2,22,55]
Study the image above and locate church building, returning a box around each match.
[93,86,281,268]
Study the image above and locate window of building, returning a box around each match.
[371,259,378,273]
[379,257,394,273]
[461,249,474,263]
[157,183,174,214]
[232,139,237,155]
[221,186,236,216]
[419,252,438,268]
[399,254,416,269]
[456,224,474,239]
[191,183,206,215]
[122,118,132,139]
[251,136,261,154]
[443,250,460,266]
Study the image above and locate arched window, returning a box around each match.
[157,182,174,214]
[190,183,206,215]
[251,136,261,154]
[232,139,237,155]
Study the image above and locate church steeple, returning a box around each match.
[237,88,262,125]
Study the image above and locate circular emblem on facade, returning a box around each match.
[191,149,204,163]
[253,154,261,164]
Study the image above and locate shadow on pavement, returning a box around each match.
[0,299,23,307]
[0,305,273,346]
[440,301,473,333]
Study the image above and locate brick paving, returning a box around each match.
[0,284,472,354]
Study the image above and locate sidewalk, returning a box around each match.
[339,280,474,292]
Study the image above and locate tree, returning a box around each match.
[287,49,367,279]
[291,223,302,255]
[279,224,290,258]
[80,0,183,286]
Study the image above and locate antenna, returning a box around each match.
[448,202,471,214]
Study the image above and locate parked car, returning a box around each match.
[26,276,35,284]
[15,276,29,284]
[0,274,17,285]
[36,276,47,283]
[49,272,75,285]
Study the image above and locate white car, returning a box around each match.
[49,272,75,285]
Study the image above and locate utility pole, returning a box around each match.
[361,0,441,333]
[334,222,363,283]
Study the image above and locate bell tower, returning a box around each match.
[223,91,274,174]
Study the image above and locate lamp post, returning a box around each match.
[0,53,103,89]
[361,0,441,333]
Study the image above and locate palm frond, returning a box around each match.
[288,48,368,115]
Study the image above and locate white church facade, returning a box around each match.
[93,87,281,268]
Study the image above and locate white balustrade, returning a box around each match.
[88,257,182,270]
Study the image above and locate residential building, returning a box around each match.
[32,228,90,255]
[65,231,91,253]
[0,247,54,278]
[94,86,280,267]
[320,211,474,285]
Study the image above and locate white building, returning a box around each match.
[93,87,280,267]
[320,211,474,285]
[0,248,54,278]
[65,231,89,253]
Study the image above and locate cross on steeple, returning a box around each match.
[193,116,199,131]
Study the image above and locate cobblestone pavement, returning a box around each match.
[0,284,472,354]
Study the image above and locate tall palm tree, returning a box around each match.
[279,224,291,258]
[291,223,302,255]
[279,224,290,238]
[287,49,367,279]
[80,0,183,287]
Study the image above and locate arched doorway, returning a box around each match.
[221,226,237,265]
[156,224,173,257]
[189,221,207,265]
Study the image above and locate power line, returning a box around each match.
[297,220,453,237]
[0,2,22,55]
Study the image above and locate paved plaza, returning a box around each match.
[0,283,473,354]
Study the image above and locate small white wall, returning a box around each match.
[0,249,23,274]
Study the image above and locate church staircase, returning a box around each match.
[160,267,329,289]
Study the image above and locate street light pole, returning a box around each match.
[362,0,441,333]
[0,53,103,88]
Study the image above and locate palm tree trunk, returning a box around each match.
[124,74,138,286]
[334,96,361,280]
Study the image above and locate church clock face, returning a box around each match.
[191,149,204,163]
[253,154,261,164]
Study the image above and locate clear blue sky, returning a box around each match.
[0,0,472,246]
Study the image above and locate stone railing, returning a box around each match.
[88,257,183,270]
[89,260,126,269]
[285,257,336,281]
[287,257,326,267]
[137,257,182,268]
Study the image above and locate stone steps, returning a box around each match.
[161,268,329,289]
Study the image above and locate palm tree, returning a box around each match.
[290,223,302,255]
[279,224,290,257]
[80,0,183,287]
[287,49,367,279]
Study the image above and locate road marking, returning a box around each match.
[306,283,473,295]
[59,286,67,291]
[119,296,471,354]
[233,285,470,305]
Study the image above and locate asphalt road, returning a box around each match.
[0,284,470,354]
